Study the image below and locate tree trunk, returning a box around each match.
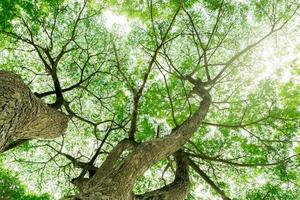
[0,71,69,152]
[74,87,211,200]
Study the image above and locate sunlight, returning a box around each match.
[102,9,131,36]
[253,17,300,84]
[240,24,300,95]
[255,40,296,83]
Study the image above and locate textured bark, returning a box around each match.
[74,87,211,200]
[135,150,190,200]
[0,71,68,152]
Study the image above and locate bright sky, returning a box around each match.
[101,8,300,88]
[102,9,131,36]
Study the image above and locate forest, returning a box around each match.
[0,0,299,199]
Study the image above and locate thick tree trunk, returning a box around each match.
[0,71,68,152]
[74,87,211,200]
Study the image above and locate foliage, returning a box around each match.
[0,165,50,200]
[245,183,300,200]
[0,0,299,199]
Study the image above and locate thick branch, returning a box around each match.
[0,71,68,152]
[135,150,190,200]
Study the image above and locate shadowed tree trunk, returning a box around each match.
[0,71,69,152]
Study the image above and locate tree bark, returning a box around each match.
[0,71,69,152]
[74,87,211,200]
[135,150,190,200]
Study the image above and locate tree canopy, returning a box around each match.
[0,0,299,199]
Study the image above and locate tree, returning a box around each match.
[0,0,299,199]
[0,71,68,152]
[0,163,50,200]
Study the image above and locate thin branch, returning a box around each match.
[188,157,231,200]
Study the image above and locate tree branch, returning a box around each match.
[136,150,190,200]
[188,157,231,200]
